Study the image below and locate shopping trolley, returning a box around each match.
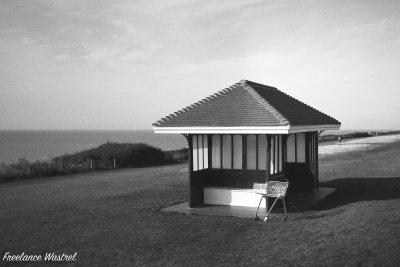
[253,181,289,222]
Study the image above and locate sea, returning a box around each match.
[0,130,187,163]
[0,129,378,163]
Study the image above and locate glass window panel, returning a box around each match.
[212,135,221,168]
[198,135,203,170]
[297,133,306,163]
[192,135,198,171]
[233,135,242,169]
[312,133,315,162]
[279,135,283,171]
[203,135,208,169]
[274,135,279,173]
[257,135,267,170]
[314,133,316,162]
[287,134,296,163]
[312,133,314,163]
[246,135,257,170]
[313,133,317,162]
[270,136,275,174]
[309,134,312,163]
[222,135,232,169]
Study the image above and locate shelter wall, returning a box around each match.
[285,131,319,192]
[188,131,319,206]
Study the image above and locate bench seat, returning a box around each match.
[204,187,266,208]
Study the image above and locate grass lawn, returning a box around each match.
[1,140,400,265]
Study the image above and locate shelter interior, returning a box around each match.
[187,132,319,207]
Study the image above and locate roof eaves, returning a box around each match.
[240,80,290,126]
[277,89,341,125]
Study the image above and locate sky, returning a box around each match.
[0,0,399,130]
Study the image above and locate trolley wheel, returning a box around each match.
[254,215,260,221]
[284,217,287,222]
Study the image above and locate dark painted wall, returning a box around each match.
[285,162,317,193]
[202,169,284,188]
[190,170,207,207]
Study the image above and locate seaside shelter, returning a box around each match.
[153,80,340,208]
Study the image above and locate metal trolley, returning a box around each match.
[253,181,289,222]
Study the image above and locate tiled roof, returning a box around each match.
[152,80,340,127]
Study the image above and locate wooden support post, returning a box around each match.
[305,133,310,164]
[316,132,319,189]
[188,135,193,207]
[182,134,194,207]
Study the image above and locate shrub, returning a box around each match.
[165,148,188,162]
[0,158,31,180]
[0,142,189,182]
[120,144,166,167]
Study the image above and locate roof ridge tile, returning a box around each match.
[240,80,290,126]
[152,80,340,127]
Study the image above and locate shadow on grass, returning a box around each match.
[312,177,400,210]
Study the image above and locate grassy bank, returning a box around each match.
[0,142,188,182]
[319,130,400,143]
[0,137,399,265]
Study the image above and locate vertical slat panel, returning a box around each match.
[313,132,316,162]
[222,135,232,169]
[246,135,257,170]
[313,132,315,162]
[274,135,278,173]
[233,135,242,169]
[270,135,275,174]
[203,135,208,169]
[295,134,297,162]
[279,135,282,172]
[198,135,203,170]
[257,135,267,170]
[193,135,198,171]
[211,135,221,168]
[287,134,296,163]
[296,133,306,163]
[242,135,247,170]
[305,132,310,164]
[266,135,271,182]
[311,132,314,162]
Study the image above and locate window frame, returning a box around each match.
[207,134,284,175]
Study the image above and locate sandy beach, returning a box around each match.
[319,134,400,157]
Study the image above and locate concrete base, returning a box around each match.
[163,187,336,219]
